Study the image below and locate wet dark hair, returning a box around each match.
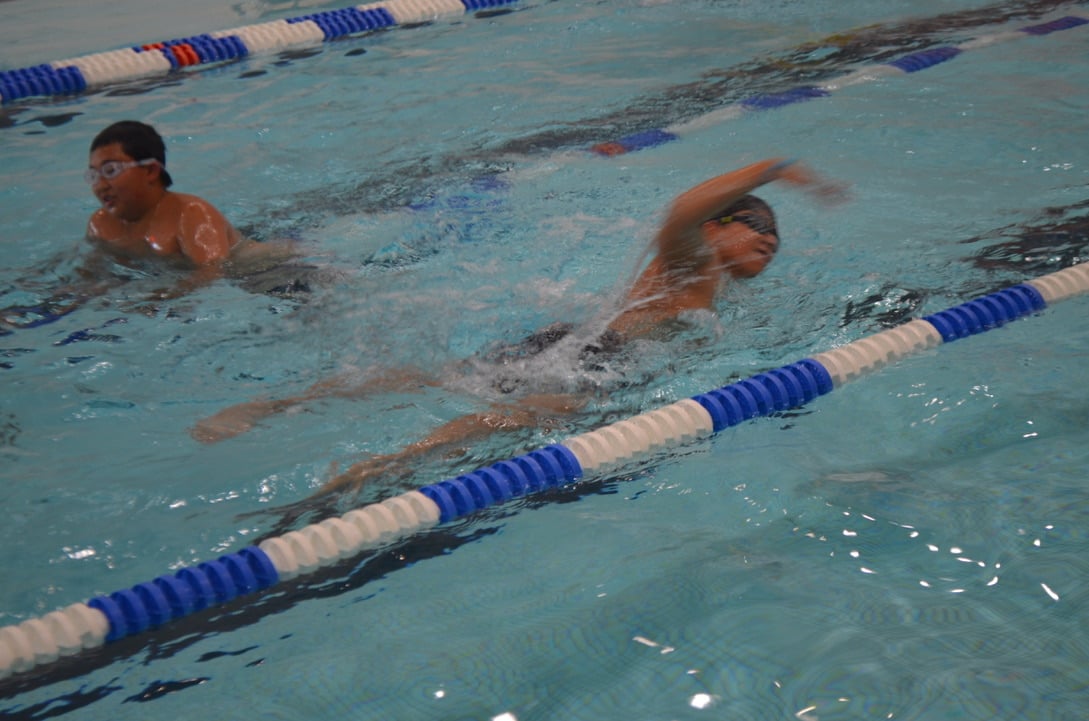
[711,194,778,239]
[90,120,174,188]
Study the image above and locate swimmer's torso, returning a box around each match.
[88,191,241,265]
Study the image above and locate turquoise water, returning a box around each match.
[3,0,1089,718]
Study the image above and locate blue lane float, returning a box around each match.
[2,260,1088,681]
[0,0,523,104]
[739,86,830,111]
[86,547,279,642]
[287,7,397,39]
[693,359,833,433]
[923,284,1046,342]
[419,445,582,523]
[886,45,962,73]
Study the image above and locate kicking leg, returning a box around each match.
[315,392,587,497]
[190,366,439,443]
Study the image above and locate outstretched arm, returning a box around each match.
[613,159,847,337]
[654,158,845,270]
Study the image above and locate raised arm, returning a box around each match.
[654,158,845,269]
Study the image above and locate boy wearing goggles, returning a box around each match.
[86,121,241,282]
[609,158,841,337]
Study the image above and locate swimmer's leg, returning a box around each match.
[190,366,440,444]
[315,392,587,497]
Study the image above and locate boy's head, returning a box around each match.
[702,194,779,278]
[90,121,174,187]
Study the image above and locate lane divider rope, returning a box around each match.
[3,260,1087,680]
[588,14,1089,156]
[0,0,523,104]
[2,7,1084,120]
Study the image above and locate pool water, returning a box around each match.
[3,0,1089,718]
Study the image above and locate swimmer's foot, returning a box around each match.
[190,399,291,443]
[314,456,406,498]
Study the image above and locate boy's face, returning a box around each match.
[702,215,779,278]
[87,143,159,222]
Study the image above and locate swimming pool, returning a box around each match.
[3,0,1089,717]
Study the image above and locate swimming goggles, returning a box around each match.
[84,158,157,184]
[716,210,775,236]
